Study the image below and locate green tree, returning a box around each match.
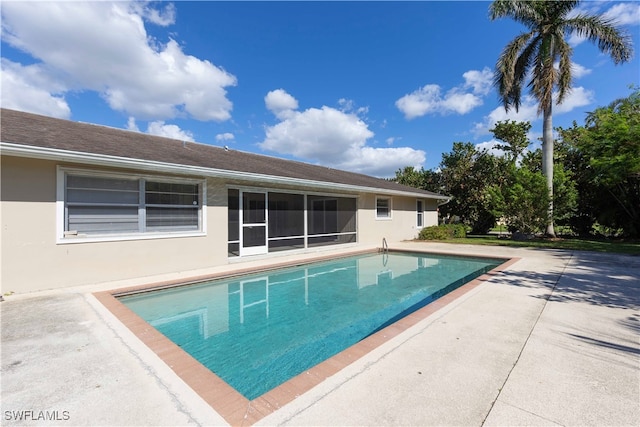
[553,126,592,235]
[486,119,569,235]
[551,165,578,229]
[394,166,427,188]
[490,120,532,164]
[439,142,506,233]
[517,143,578,233]
[490,0,633,237]
[486,164,549,234]
[393,166,443,194]
[559,88,640,237]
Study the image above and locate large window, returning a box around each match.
[307,195,356,247]
[62,171,202,239]
[268,192,305,252]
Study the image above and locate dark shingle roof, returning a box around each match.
[1,108,447,199]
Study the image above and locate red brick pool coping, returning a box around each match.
[94,251,520,426]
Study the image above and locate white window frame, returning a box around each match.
[416,199,424,228]
[56,167,206,244]
[375,196,392,220]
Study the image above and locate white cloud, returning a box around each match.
[146,121,194,141]
[396,67,492,119]
[395,84,442,119]
[261,91,425,177]
[0,1,236,121]
[603,2,640,26]
[441,90,484,114]
[554,86,594,114]
[462,67,493,96]
[567,32,586,47]
[126,117,195,141]
[568,2,639,47]
[571,62,591,79]
[126,117,140,132]
[0,59,70,118]
[265,89,299,119]
[474,140,505,157]
[131,1,176,27]
[338,98,355,112]
[262,105,374,160]
[472,100,539,137]
[338,98,369,116]
[473,87,594,137]
[216,132,235,142]
[339,146,425,177]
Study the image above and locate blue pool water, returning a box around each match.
[120,252,502,400]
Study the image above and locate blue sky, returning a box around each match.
[2,1,639,177]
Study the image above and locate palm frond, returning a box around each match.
[531,38,556,115]
[510,36,538,109]
[494,31,534,111]
[489,0,541,30]
[566,15,634,63]
[545,0,580,20]
[490,0,633,114]
[556,38,573,104]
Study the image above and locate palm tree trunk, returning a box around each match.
[542,102,556,237]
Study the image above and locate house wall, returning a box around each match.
[1,157,228,293]
[425,198,440,228]
[357,193,433,245]
[1,156,440,293]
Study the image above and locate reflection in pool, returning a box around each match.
[120,252,502,399]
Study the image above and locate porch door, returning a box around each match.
[241,191,267,256]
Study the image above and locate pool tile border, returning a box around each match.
[94,251,520,426]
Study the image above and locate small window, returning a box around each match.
[376,197,391,219]
[417,200,424,228]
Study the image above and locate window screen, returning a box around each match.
[376,197,391,219]
[64,173,201,236]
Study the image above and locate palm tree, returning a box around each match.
[490,0,633,237]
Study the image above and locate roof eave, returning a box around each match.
[1,142,449,200]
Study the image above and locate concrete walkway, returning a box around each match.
[1,243,638,426]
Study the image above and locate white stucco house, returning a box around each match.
[1,108,448,293]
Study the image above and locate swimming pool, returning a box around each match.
[119,251,503,400]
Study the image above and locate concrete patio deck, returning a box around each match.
[1,243,638,426]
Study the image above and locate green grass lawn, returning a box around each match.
[426,235,640,255]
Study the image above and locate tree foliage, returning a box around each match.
[393,90,637,238]
[393,166,442,194]
[486,165,549,234]
[490,120,531,163]
[489,0,633,237]
[439,142,504,234]
[558,88,640,237]
[484,120,558,234]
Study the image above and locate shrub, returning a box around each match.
[418,224,466,240]
[450,224,467,238]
